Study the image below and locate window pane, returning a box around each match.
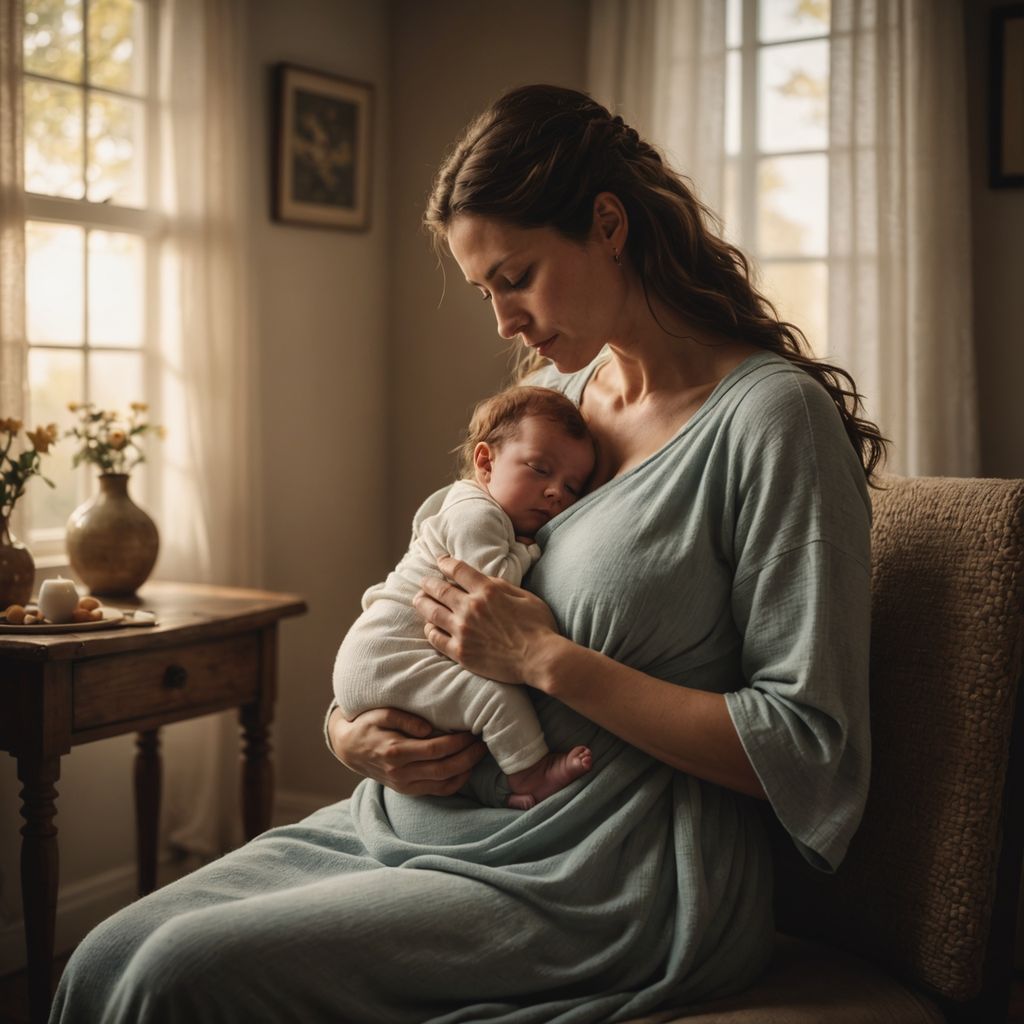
[24,0,84,83]
[759,260,828,354]
[24,78,85,198]
[87,92,145,205]
[726,50,741,156]
[26,222,84,345]
[760,0,830,43]
[89,231,144,347]
[28,347,84,533]
[89,350,144,415]
[757,154,827,256]
[758,40,829,153]
[88,0,145,93]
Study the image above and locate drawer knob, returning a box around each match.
[163,665,188,689]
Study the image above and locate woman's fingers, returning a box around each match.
[370,706,434,739]
[435,554,488,590]
[390,738,486,795]
[412,587,458,635]
[408,735,486,778]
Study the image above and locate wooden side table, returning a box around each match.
[0,581,307,1024]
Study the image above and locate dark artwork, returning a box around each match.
[290,90,358,209]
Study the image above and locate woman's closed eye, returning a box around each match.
[479,268,532,301]
[508,267,532,290]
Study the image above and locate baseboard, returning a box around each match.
[0,789,343,975]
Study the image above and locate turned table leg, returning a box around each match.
[18,754,61,1024]
[239,707,273,839]
[134,728,161,896]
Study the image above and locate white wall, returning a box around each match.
[248,0,392,806]
[965,0,1024,479]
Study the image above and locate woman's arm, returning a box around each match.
[327,705,487,796]
[415,556,766,800]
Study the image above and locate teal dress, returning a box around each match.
[50,352,871,1023]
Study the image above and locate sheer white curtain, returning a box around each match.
[156,0,261,858]
[588,0,978,476]
[0,0,25,465]
[588,0,727,213]
[828,0,977,475]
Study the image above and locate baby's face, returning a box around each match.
[475,415,595,538]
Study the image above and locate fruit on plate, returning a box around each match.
[3,595,107,625]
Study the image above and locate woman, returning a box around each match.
[51,85,884,1023]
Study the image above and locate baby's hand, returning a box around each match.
[515,536,535,546]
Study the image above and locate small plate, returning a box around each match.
[0,608,125,634]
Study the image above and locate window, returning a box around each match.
[22,0,158,558]
[723,0,830,354]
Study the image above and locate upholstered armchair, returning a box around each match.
[628,476,1024,1023]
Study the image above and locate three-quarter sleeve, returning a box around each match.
[723,370,872,872]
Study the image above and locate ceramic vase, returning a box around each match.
[66,473,159,596]
[0,516,34,607]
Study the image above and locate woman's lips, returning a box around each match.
[529,334,557,357]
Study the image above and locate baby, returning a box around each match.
[333,385,596,809]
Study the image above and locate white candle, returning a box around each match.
[38,576,80,624]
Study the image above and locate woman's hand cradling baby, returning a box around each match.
[327,706,486,796]
[414,555,564,687]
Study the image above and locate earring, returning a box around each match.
[612,248,622,266]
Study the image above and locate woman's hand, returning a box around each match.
[327,706,486,796]
[413,554,563,686]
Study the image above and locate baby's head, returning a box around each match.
[458,386,595,538]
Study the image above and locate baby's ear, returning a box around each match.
[473,442,493,480]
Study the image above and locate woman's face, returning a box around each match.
[446,213,627,373]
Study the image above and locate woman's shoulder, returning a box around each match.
[719,352,847,440]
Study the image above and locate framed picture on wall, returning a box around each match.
[272,63,374,229]
[990,4,1024,188]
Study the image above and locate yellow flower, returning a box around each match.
[155,425,167,440]
[26,425,56,453]
[67,402,80,412]
[130,402,149,413]
[0,417,23,433]
[107,428,129,450]
[46,423,59,442]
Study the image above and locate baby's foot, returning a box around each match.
[506,746,593,810]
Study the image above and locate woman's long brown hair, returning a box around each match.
[424,84,887,481]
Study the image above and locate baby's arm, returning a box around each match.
[426,495,539,585]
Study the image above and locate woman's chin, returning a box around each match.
[546,351,590,374]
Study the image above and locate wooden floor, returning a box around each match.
[1,956,1022,1023]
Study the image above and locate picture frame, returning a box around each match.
[989,4,1024,188]
[272,63,374,229]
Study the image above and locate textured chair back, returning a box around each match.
[772,476,1024,1017]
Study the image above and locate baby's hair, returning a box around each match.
[456,386,591,479]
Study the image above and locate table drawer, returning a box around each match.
[73,634,261,730]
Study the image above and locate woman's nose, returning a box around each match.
[493,296,527,340]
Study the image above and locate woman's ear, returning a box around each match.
[473,442,493,482]
[592,192,628,251]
